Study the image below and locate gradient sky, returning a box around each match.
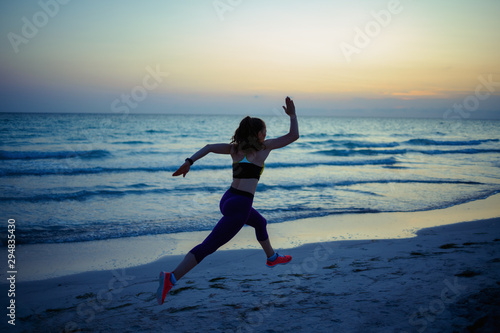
[1,0,499,118]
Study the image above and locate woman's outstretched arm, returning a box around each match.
[172,143,232,177]
[265,97,299,150]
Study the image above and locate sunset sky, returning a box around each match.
[1,0,499,118]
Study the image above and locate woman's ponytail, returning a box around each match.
[231,116,266,152]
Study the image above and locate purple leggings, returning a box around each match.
[190,187,269,263]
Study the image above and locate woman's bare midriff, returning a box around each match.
[231,178,259,195]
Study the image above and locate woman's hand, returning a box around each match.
[172,162,190,177]
[282,96,296,117]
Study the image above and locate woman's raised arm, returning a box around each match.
[264,97,299,151]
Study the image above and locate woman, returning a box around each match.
[157,97,299,305]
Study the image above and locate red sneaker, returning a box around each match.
[266,254,292,267]
[156,272,174,305]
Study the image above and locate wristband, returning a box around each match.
[185,158,194,165]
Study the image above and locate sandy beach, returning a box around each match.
[2,195,500,332]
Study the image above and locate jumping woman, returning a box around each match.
[157,97,299,305]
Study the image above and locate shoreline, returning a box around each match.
[1,193,499,283]
[5,217,500,332]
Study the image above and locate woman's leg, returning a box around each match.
[245,208,275,257]
[189,213,246,263]
[172,252,198,281]
[158,190,254,304]
[258,238,275,258]
[246,208,291,266]
[174,192,253,281]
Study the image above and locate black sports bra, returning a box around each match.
[232,155,265,180]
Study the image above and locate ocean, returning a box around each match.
[1,113,499,245]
